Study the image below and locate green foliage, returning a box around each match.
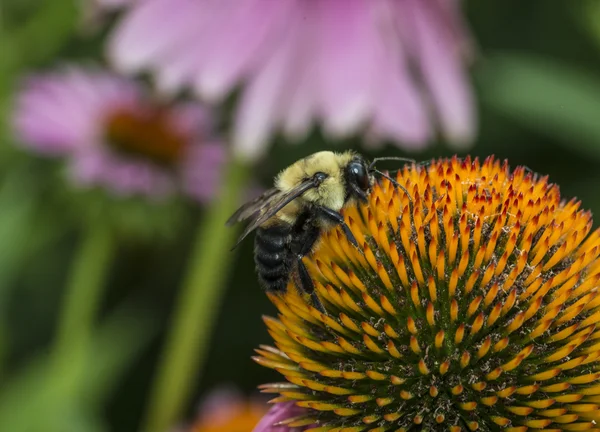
[0,301,157,432]
[480,54,600,160]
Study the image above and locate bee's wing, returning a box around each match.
[230,179,318,248]
[226,187,280,226]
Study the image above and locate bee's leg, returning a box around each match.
[297,258,325,313]
[315,206,359,248]
[292,224,326,313]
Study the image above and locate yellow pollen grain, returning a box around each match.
[477,337,492,359]
[455,324,465,344]
[365,370,387,381]
[435,330,445,349]
[338,313,361,333]
[407,317,418,335]
[362,292,384,317]
[387,340,402,359]
[337,337,362,356]
[436,250,445,281]
[460,401,478,411]
[525,399,556,409]
[448,269,459,298]
[460,351,471,368]
[495,250,509,276]
[410,336,421,354]
[473,243,486,271]
[400,390,413,400]
[383,323,399,339]
[507,311,526,334]
[465,270,480,295]
[487,302,502,327]
[450,299,459,322]
[410,282,421,309]
[472,382,487,392]
[376,262,394,292]
[380,295,397,316]
[395,255,410,287]
[410,250,425,286]
[339,290,363,315]
[467,296,483,317]
[482,396,499,406]
[418,359,430,375]
[427,277,437,302]
[363,335,385,355]
[360,322,379,338]
[484,282,499,307]
[457,248,470,279]
[426,302,436,326]
[470,312,485,336]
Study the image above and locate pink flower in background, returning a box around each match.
[252,402,309,432]
[108,0,475,160]
[13,66,225,202]
[182,387,267,432]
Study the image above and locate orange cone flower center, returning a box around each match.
[104,107,188,166]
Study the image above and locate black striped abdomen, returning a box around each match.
[254,223,293,293]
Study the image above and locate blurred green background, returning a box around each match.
[1,0,600,431]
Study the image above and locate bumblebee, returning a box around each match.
[227,151,403,312]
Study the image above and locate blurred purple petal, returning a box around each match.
[404,0,476,145]
[109,0,476,158]
[252,402,310,432]
[13,66,225,203]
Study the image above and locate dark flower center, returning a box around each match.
[104,107,188,166]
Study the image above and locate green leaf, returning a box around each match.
[479,53,600,160]
[0,302,157,432]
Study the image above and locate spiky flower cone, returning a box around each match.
[254,156,600,432]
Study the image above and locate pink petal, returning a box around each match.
[109,0,205,74]
[194,0,295,102]
[316,0,377,136]
[181,141,226,202]
[368,4,431,147]
[406,0,475,145]
[233,12,303,161]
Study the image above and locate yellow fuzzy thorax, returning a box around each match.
[254,156,600,432]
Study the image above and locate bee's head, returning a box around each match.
[344,156,371,203]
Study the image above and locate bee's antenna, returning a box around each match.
[371,168,413,209]
[368,156,416,171]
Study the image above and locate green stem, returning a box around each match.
[53,221,114,362]
[141,160,249,432]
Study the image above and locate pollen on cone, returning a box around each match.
[255,156,600,431]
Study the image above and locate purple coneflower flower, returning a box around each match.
[13,66,225,202]
[180,387,268,432]
[252,402,308,432]
[108,0,475,160]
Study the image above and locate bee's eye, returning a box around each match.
[348,162,370,191]
[313,172,328,184]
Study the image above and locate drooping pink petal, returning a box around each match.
[400,0,476,146]
[107,0,476,157]
[252,402,309,432]
[181,141,226,202]
[316,0,378,137]
[194,0,295,102]
[109,0,207,75]
[233,11,304,161]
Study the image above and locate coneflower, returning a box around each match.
[254,156,600,431]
